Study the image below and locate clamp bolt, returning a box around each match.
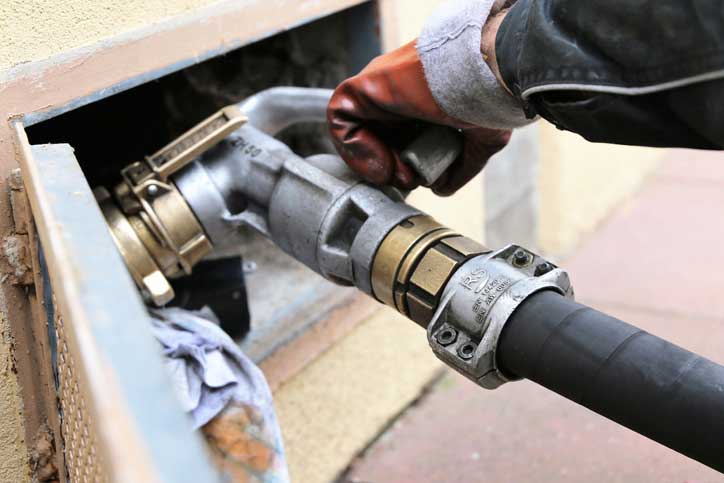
[513,249,531,267]
[436,327,458,346]
[458,342,477,360]
[146,185,159,198]
[535,262,555,276]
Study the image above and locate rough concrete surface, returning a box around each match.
[538,122,663,256]
[378,0,442,49]
[0,0,226,70]
[409,171,486,241]
[0,313,29,483]
[346,149,724,483]
[273,308,442,483]
[485,124,540,250]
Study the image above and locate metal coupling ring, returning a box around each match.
[97,105,246,305]
[427,245,574,389]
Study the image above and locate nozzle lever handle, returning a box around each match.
[401,126,463,186]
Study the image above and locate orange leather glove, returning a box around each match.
[327,41,512,196]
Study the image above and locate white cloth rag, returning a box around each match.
[150,307,289,482]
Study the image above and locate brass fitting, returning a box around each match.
[95,106,246,305]
[95,183,211,306]
[371,215,490,326]
[96,187,176,305]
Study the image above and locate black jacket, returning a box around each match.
[496,0,724,148]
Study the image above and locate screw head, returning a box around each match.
[513,249,530,267]
[535,262,555,276]
[146,185,159,197]
[458,342,477,360]
[400,219,415,229]
[436,327,458,346]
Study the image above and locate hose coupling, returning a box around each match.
[95,106,246,305]
[370,215,490,326]
[428,245,574,389]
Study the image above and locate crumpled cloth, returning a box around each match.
[150,307,289,482]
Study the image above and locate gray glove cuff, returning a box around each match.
[417,0,532,129]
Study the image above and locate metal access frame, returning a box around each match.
[13,124,221,483]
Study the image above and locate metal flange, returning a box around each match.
[96,105,246,305]
[95,187,174,306]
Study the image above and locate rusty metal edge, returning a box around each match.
[13,122,221,483]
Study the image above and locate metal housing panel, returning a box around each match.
[15,128,220,482]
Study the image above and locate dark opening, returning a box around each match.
[26,2,380,189]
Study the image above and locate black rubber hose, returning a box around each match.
[497,290,724,473]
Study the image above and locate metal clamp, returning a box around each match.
[122,105,247,186]
[427,245,574,389]
[98,106,246,305]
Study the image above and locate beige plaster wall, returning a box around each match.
[378,0,441,49]
[0,313,28,483]
[0,0,226,71]
[274,309,441,483]
[409,173,486,241]
[538,123,664,256]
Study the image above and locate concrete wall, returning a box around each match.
[538,123,663,256]
[485,124,540,250]
[0,0,224,70]
[486,122,663,257]
[274,310,442,483]
[0,314,28,483]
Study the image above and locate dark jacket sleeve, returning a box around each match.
[495,0,724,149]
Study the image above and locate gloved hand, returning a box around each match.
[327,41,511,196]
[327,0,532,196]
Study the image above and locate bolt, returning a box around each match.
[146,185,159,197]
[242,260,257,274]
[535,262,555,276]
[400,219,415,229]
[436,327,458,346]
[458,342,477,360]
[513,249,530,267]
